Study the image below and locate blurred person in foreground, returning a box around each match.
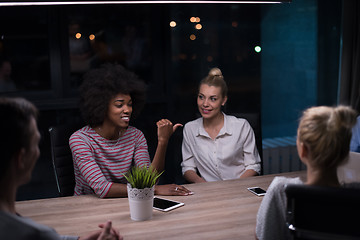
[256,105,358,240]
[0,97,122,240]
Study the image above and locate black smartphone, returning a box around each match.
[153,197,184,212]
[247,187,266,196]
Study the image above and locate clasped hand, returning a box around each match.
[80,220,122,240]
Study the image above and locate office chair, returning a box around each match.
[285,184,360,240]
[49,124,81,197]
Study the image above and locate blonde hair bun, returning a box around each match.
[208,67,223,77]
[298,105,357,169]
[200,67,227,98]
[331,105,357,130]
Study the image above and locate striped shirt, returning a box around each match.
[69,126,150,198]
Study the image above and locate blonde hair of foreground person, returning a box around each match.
[298,105,357,170]
[255,105,358,240]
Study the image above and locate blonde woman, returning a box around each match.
[256,105,358,240]
[181,68,261,183]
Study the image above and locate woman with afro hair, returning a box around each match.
[70,63,192,198]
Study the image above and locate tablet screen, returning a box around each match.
[153,197,184,211]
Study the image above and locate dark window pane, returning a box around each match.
[0,7,50,92]
[169,4,261,122]
[66,5,154,90]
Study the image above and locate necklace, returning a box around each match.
[104,137,121,150]
[96,127,125,150]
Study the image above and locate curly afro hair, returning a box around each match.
[79,63,146,127]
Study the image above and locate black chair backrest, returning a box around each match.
[285,184,360,240]
[49,124,81,197]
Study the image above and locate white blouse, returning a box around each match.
[181,113,261,182]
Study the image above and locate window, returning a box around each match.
[261,0,342,138]
[0,7,51,92]
[168,4,261,122]
[66,5,157,95]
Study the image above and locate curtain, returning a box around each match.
[339,0,360,112]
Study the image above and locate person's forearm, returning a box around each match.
[239,169,258,179]
[184,170,206,183]
[150,140,168,173]
[103,183,128,198]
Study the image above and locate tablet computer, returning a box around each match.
[153,197,184,212]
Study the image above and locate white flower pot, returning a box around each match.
[127,184,155,221]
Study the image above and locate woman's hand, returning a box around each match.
[156,119,182,144]
[155,184,194,196]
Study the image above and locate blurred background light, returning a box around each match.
[195,23,202,30]
[170,21,177,27]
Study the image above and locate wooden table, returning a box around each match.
[16,171,306,240]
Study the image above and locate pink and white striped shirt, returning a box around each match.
[69,126,150,198]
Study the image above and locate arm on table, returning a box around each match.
[181,125,205,184]
[104,183,127,198]
[106,182,192,197]
[240,169,258,179]
[241,121,262,177]
[184,170,206,183]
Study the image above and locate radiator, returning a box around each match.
[262,136,306,175]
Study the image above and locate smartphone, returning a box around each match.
[153,197,184,212]
[247,187,266,196]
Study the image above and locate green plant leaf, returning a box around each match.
[123,166,163,189]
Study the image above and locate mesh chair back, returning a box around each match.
[285,184,360,240]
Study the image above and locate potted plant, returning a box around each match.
[124,166,163,221]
